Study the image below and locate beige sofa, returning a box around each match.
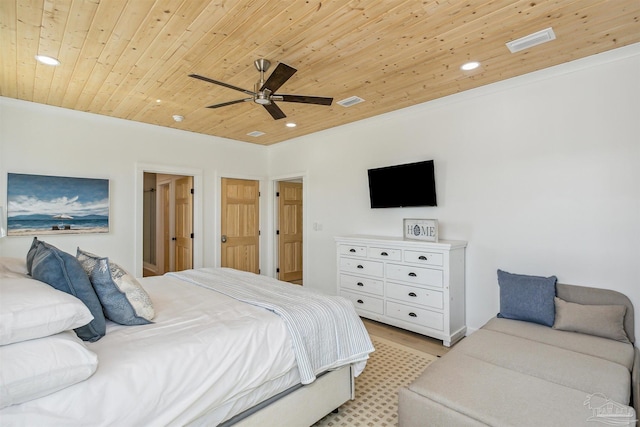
[399,283,639,426]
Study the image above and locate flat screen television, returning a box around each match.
[367,160,437,208]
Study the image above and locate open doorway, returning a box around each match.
[143,172,193,276]
[276,179,303,285]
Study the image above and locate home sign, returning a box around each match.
[403,218,438,242]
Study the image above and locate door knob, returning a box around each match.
[221,235,227,243]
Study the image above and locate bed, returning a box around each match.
[0,240,374,426]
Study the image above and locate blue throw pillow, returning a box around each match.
[30,240,106,342]
[497,269,557,327]
[77,248,154,326]
[25,237,40,276]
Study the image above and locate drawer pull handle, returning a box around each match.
[357,282,364,287]
[418,255,427,260]
[357,299,364,304]
[408,272,417,277]
[409,312,417,317]
[408,292,417,297]
[349,248,356,253]
[357,265,364,269]
[380,251,388,256]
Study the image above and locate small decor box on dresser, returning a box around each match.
[335,235,467,346]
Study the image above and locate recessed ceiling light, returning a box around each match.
[247,131,265,137]
[156,99,162,103]
[172,115,184,122]
[285,122,297,128]
[461,61,480,71]
[35,55,60,66]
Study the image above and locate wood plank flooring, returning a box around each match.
[362,318,452,358]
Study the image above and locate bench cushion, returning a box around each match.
[454,328,631,404]
[483,317,635,370]
[407,349,635,427]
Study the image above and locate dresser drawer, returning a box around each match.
[341,291,384,315]
[339,257,384,277]
[367,247,402,261]
[340,274,384,296]
[386,263,443,287]
[404,250,444,266]
[386,301,444,331]
[386,282,443,309]
[338,244,367,257]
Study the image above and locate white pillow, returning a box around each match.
[0,257,29,279]
[0,277,94,345]
[0,331,98,408]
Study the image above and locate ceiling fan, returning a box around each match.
[189,59,333,120]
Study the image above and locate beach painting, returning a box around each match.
[7,173,109,236]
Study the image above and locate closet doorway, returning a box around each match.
[276,179,303,285]
[143,172,193,276]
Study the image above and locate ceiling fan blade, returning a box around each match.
[206,98,252,109]
[277,94,333,106]
[260,63,297,93]
[263,102,286,120]
[189,74,254,96]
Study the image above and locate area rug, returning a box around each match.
[313,336,437,427]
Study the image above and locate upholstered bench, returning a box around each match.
[399,276,639,427]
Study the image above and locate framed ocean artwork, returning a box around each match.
[7,173,109,236]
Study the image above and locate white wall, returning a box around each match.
[1,43,638,338]
[0,98,269,274]
[268,44,640,336]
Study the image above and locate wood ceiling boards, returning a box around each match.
[1,0,639,145]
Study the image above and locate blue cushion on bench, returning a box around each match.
[497,269,557,327]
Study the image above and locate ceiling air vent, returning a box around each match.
[337,96,365,107]
[506,27,556,53]
[247,131,265,137]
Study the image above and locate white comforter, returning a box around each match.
[1,274,300,426]
[169,268,374,384]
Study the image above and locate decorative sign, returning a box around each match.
[403,218,438,242]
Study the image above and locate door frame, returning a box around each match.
[135,163,203,277]
[271,172,308,284]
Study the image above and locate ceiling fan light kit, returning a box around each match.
[189,58,333,120]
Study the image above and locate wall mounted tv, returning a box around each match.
[367,160,437,208]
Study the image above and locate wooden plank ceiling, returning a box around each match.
[2,0,639,145]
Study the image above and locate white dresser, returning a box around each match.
[335,235,467,346]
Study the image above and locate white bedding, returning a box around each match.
[1,273,301,426]
[170,268,373,383]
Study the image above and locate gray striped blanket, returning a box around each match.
[167,268,374,384]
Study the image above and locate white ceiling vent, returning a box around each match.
[247,131,265,137]
[506,27,556,53]
[337,96,365,107]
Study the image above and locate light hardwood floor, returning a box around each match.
[362,318,453,357]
